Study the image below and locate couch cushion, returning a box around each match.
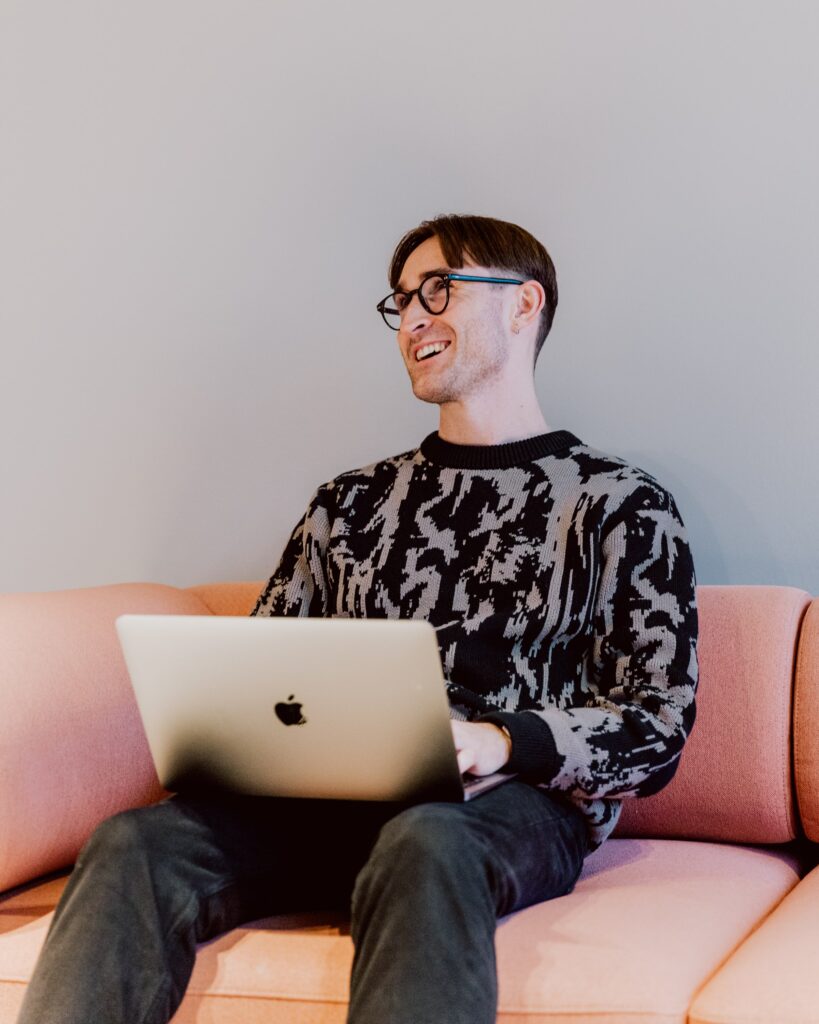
[0,839,801,1024]
[0,583,212,892]
[615,586,811,845]
[689,859,819,1024]
[185,581,266,617]
[794,597,819,841]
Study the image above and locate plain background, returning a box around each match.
[2,1,817,595]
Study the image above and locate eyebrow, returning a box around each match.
[395,267,452,293]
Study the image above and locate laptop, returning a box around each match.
[115,614,515,803]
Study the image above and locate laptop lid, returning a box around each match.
[116,614,474,803]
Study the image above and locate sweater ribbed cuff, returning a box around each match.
[476,711,562,781]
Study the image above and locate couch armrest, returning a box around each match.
[0,583,212,893]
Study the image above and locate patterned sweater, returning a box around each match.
[250,428,699,853]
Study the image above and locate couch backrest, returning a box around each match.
[615,585,811,844]
[197,581,813,846]
[0,580,813,895]
[186,581,264,617]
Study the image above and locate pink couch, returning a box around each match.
[1,581,818,1023]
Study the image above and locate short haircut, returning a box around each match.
[388,214,558,367]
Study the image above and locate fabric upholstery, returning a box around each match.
[794,598,819,841]
[0,584,211,892]
[0,580,815,1024]
[615,585,810,844]
[186,581,265,617]
[0,582,809,892]
[689,860,819,1024]
[0,840,801,1024]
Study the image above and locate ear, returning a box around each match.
[515,281,546,322]
[511,280,545,333]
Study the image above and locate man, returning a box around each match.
[18,214,698,1024]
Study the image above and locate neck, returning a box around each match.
[437,389,551,446]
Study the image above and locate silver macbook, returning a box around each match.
[115,614,515,803]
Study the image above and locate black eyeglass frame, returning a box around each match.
[376,272,525,330]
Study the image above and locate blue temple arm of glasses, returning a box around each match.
[447,274,524,285]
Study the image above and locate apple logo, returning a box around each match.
[275,695,307,726]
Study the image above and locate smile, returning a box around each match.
[414,340,451,362]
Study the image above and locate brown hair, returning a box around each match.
[388,214,558,366]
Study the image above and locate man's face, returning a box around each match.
[394,235,513,406]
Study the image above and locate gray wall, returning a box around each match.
[2,1,817,595]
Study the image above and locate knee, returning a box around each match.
[357,804,485,893]
[77,805,165,871]
[350,805,496,943]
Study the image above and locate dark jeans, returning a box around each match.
[17,781,588,1024]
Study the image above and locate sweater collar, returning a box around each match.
[419,429,581,470]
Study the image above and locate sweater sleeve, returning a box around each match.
[479,479,699,800]
[249,485,333,618]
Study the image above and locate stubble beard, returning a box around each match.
[409,313,508,406]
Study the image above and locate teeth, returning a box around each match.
[416,341,449,362]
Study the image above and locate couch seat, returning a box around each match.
[0,838,801,1024]
[689,859,819,1024]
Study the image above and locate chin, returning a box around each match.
[412,384,456,406]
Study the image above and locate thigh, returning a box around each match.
[377,782,589,919]
[467,782,589,915]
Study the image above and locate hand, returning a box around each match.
[451,720,512,777]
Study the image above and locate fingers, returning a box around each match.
[452,721,474,773]
[451,720,509,777]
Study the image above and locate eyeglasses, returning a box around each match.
[376,272,524,331]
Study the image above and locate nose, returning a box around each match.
[398,292,433,337]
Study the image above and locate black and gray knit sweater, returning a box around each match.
[250,428,699,852]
